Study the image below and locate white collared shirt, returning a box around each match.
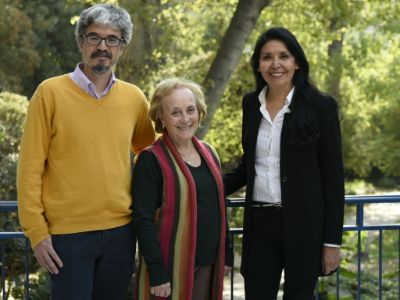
[253,86,294,204]
[252,86,341,248]
[69,63,116,99]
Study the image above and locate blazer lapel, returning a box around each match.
[246,99,262,168]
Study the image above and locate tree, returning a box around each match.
[0,0,40,93]
[118,0,162,85]
[21,0,85,97]
[198,0,270,138]
[118,0,243,97]
[0,92,29,299]
[0,92,28,200]
[1,0,399,179]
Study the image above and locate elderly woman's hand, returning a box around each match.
[224,265,232,276]
[150,282,171,298]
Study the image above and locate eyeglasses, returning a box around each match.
[80,34,126,47]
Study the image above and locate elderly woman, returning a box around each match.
[224,27,345,299]
[132,78,229,300]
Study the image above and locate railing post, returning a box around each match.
[378,229,383,300]
[336,266,340,299]
[356,201,364,300]
[230,232,234,300]
[1,242,6,300]
[24,238,30,300]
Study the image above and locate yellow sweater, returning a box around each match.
[17,74,155,248]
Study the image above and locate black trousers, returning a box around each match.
[50,222,135,300]
[243,207,317,300]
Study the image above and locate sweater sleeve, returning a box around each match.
[132,151,170,286]
[131,93,156,155]
[17,87,53,248]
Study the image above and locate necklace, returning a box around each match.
[178,147,195,166]
[181,152,194,166]
[182,156,194,166]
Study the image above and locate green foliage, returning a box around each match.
[11,269,50,300]
[318,229,400,299]
[206,60,254,171]
[2,0,400,180]
[21,0,85,97]
[0,92,29,299]
[345,180,375,195]
[0,92,28,200]
[119,0,238,96]
[0,0,40,93]
[339,25,400,177]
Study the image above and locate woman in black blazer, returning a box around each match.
[224,27,345,299]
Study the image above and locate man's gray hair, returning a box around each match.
[75,4,133,44]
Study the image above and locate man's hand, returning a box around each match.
[33,236,63,274]
[150,282,171,298]
[321,246,340,275]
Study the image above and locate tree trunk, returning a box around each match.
[118,0,161,84]
[197,0,270,138]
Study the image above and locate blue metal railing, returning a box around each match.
[342,195,400,300]
[1,201,29,300]
[225,195,400,300]
[1,195,400,299]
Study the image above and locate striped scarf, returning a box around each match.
[135,132,226,300]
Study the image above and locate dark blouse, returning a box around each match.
[132,151,220,286]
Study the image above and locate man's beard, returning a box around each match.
[90,50,113,74]
[91,63,110,74]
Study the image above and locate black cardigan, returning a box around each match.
[132,151,220,286]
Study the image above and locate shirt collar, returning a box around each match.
[70,63,116,99]
[258,86,295,107]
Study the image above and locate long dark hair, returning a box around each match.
[251,27,335,144]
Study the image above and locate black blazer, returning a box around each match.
[224,89,345,276]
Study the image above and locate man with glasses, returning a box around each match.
[17,4,155,299]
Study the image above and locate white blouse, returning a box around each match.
[252,86,294,204]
